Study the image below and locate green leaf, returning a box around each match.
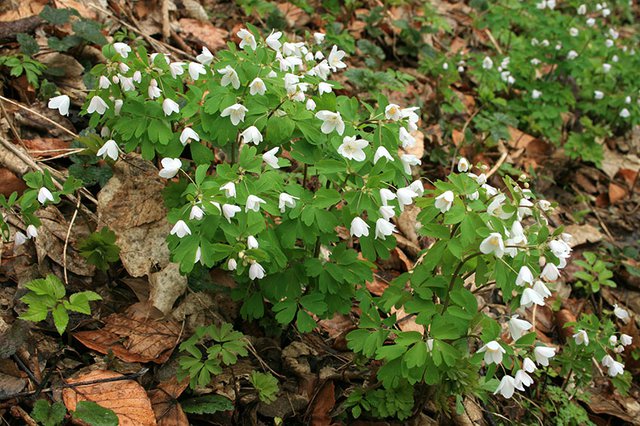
[40,5,79,25]
[181,395,234,414]
[72,401,118,426]
[31,400,67,426]
[72,20,107,45]
[52,304,69,335]
[17,34,40,56]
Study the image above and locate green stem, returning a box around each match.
[441,251,483,313]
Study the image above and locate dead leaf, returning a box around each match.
[0,168,26,196]
[616,168,638,188]
[587,390,640,424]
[608,183,627,204]
[277,3,310,27]
[400,129,425,159]
[563,224,603,248]
[451,129,464,147]
[601,146,640,179]
[0,359,27,399]
[554,309,576,341]
[0,0,46,21]
[392,305,424,334]
[55,0,105,20]
[178,19,229,51]
[73,303,181,364]
[22,138,71,159]
[62,370,157,426]
[148,377,189,426]
[311,381,335,426]
[507,127,536,150]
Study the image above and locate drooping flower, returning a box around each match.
[482,56,493,69]
[532,89,542,99]
[249,261,266,280]
[87,96,108,115]
[14,231,27,246]
[379,205,395,221]
[621,334,633,346]
[114,99,123,115]
[533,280,551,299]
[533,345,556,366]
[306,99,316,111]
[38,187,54,204]
[241,126,263,145]
[158,158,182,179]
[98,76,111,89]
[434,191,454,213]
[169,62,185,79]
[396,187,418,211]
[249,78,266,95]
[188,62,207,80]
[613,304,630,323]
[478,341,505,365]
[148,79,162,99]
[222,204,241,222]
[515,266,534,287]
[189,205,204,221]
[162,98,180,116]
[218,65,240,89]
[237,28,257,50]
[194,246,202,264]
[266,31,283,51]
[480,233,505,258]
[520,287,545,308]
[313,32,325,44]
[573,330,589,346]
[180,128,200,146]
[196,46,214,65]
[523,357,537,373]
[607,359,625,377]
[540,263,559,281]
[373,146,394,164]
[97,139,119,161]
[338,136,369,161]
[315,110,345,135]
[487,194,514,219]
[620,108,631,118]
[509,315,533,341]
[221,104,248,126]
[350,217,370,238]
[318,82,333,95]
[385,104,402,121]
[375,218,396,240]
[220,182,236,198]
[380,188,397,205]
[262,147,280,169]
[327,45,346,71]
[278,193,299,213]
[245,195,266,212]
[494,375,517,398]
[399,127,416,148]
[228,258,238,270]
[458,157,470,172]
[119,76,135,92]
[113,42,131,58]
[170,220,191,238]
[409,180,424,196]
[514,370,534,388]
[400,154,421,174]
[247,235,259,249]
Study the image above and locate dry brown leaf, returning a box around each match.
[73,304,181,364]
[554,309,577,341]
[0,0,46,21]
[601,146,640,179]
[587,390,640,424]
[507,127,536,150]
[563,224,603,248]
[616,168,638,188]
[310,381,335,426]
[608,183,627,204]
[62,370,157,426]
[55,0,104,20]
[178,19,229,51]
[148,377,189,426]
[22,138,71,159]
[399,129,425,159]
[277,3,310,27]
[451,129,464,147]
[392,305,425,334]
[0,168,26,197]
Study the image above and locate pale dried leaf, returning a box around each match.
[178,19,228,51]
[149,263,187,314]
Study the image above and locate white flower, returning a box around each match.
[458,157,470,172]
[38,187,54,204]
[306,99,316,111]
[221,104,248,126]
[315,110,345,135]
[99,75,111,89]
[338,136,369,161]
[180,128,200,146]
[170,220,191,238]
[158,158,181,179]
[247,235,259,249]
[516,266,534,287]
[222,204,241,222]
[577,4,586,14]
[350,217,370,237]
[494,375,517,398]
[249,78,266,96]
[549,239,572,260]
[533,280,552,299]
[480,233,505,258]
[478,341,505,365]
[245,195,266,212]
[162,98,180,116]
[380,188,397,205]
[396,187,418,211]
[218,65,240,89]
[613,304,630,323]
[97,139,119,161]
[533,346,556,366]
[400,154,421,174]
[621,334,633,346]
[87,96,108,115]
[399,127,416,148]
[620,108,630,118]
[113,42,131,58]
[608,359,625,377]
[148,79,162,99]
[603,63,611,73]
[375,218,396,240]
[26,225,38,239]
[313,32,325,44]
[237,28,256,50]
[132,70,142,83]
[228,258,238,270]
[263,147,280,169]
[279,193,299,213]
[373,146,394,164]
[249,262,266,280]
[119,76,135,92]
[328,45,346,70]
[188,62,207,80]
[169,62,185,79]
[514,370,534,388]
[114,99,123,115]
[317,82,333,95]
[194,246,202,264]
[602,354,614,368]
[266,31,283,51]
[487,194,514,220]
[573,330,589,346]
[520,287,545,308]
[569,27,579,37]
[409,180,424,196]
[610,335,618,346]
[189,205,204,221]
[541,263,559,281]
[220,182,236,198]
[482,56,493,70]
[532,90,542,99]
[196,46,214,65]
[567,50,578,60]
[509,315,533,341]
[434,191,455,213]
[385,104,403,121]
[14,231,27,246]
[522,358,537,374]
[239,126,262,145]
[379,205,395,221]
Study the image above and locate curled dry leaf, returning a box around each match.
[62,370,156,426]
[148,377,189,426]
[0,168,26,197]
[310,381,335,426]
[178,19,229,51]
[73,303,181,364]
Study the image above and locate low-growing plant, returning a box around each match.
[78,226,121,271]
[31,399,118,426]
[249,371,279,403]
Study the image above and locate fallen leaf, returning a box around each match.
[0,359,27,399]
[21,137,71,159]
[616,168,638,188]
[0,0,46,21]
[563,224,603,248]
[311,381,335,426]
[451,129,464,147]
[178,19,229,51]
[608,183,627,204]
[277,3,310,27]
[587,390,640,424]
[62,370,157,426]
[601,147,640,179]
[148,377,189,426]
[73,303,181,364]
[0,168,26,197]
